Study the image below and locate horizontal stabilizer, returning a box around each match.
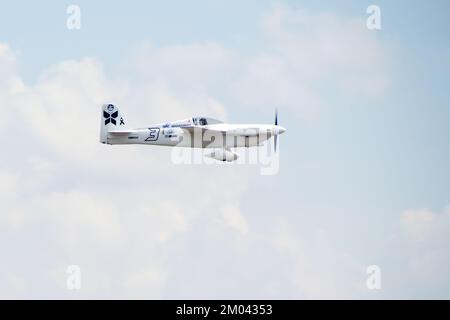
[108,130,134,136]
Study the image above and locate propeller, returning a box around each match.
[274,108,278,152]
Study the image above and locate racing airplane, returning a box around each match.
[99,104,286,162]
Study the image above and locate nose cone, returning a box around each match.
[276,126,287,135]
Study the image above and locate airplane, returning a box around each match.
[99,104,286,162]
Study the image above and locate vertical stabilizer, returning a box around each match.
[100,104,126,144]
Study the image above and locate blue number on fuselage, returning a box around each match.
[145,128,160,141]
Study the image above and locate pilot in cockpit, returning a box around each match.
[193,117,208,126]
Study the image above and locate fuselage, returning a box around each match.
[105,117,286,149]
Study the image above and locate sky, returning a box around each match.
[0,0,450,299]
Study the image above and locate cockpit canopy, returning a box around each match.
[192,117,223,126]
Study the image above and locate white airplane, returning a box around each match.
[99,104,286,162]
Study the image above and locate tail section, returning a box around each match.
[100,104,126,144]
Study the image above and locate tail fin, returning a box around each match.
[100,104,127,144]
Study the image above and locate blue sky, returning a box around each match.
[0,0,449,298]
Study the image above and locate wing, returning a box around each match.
[182,126,265,138]
[180,126,227,135]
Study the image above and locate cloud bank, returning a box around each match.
[0,6,448,299]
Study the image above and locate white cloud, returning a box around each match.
[0,171,23,229]
[36,191,124,246]
[402,208,437,241]
[131,42,235,91]
[12,58,126,164]
[125,83,227,124]
[122,266,166,299]
[0,44,25,128]
[123,42,232,123]
[0,170,18,198]
[271,217,364,299]
[402,205,450,240]
[219,203,249,235]
[232,5,389,120]
[0,39,251,298]
[0,43,23,94]
[0,4,409,299]
[382,205,450,296]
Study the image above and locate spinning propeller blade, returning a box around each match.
[274,108,278,152]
